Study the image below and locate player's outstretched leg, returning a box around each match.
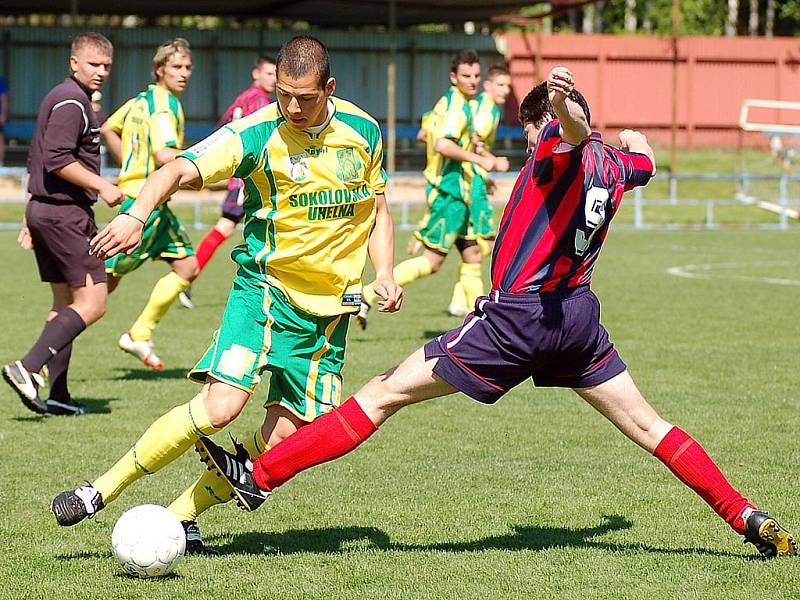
[196,347,457,508]
[51,390,229,526]
[575,370,797,558]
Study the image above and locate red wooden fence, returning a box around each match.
[502,33,800,147]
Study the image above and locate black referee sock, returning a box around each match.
[21,306,86,374]
[47,343,73,403]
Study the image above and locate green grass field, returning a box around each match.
[1,219,799,598]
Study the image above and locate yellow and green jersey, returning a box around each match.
[422,86,473,203]
[470,91,503,181]
[107,84,185,199]
[419,110,439,172]
[179,96,387,317]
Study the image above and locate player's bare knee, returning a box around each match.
[183,259,201,282]
[216,218,236,238]
[72,297,106,325]
[203,391,248,428]
[171,256,200,282]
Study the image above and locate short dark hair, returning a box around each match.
[519,82,591,128]
[255,55,275,69]
[451,49,480,74]
[71,32,113,57]
[276,36,330,87]
[485,63,510,80]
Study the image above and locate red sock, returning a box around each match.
[252,397,377,491]
[195,227,227,270]
[654,426,755,534]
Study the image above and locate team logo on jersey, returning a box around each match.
[335,148,361,183]
[288,152,310,182]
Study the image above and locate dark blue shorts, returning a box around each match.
[424,286,626,404]
[221,186,244,223]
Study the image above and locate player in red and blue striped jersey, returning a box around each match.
[179,56,276,308]
[198,67,797,559]
[491,82,654,295]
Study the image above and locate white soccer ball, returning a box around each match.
[111,504,186,578]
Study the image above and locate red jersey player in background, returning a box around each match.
[179,56,276,309]
[196,66,796,559]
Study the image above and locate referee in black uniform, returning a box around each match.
[4,32,123,415]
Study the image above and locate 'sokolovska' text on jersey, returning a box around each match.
[180,97,387,316]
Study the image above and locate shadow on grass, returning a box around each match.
[211,525,391,556]
[10,396,115,420]
[112,368,189,381]
[71,396,115,414]
[209,515,747,559]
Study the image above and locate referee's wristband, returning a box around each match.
[120,212,146,227]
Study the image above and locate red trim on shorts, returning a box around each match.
[548,347,617,380]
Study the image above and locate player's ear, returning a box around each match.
[324,77,336,97]
[69,55,78,74]
[449,71,457,86]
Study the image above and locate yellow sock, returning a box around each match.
[363,256,433,305]
[129,272,191,341]
[460,262,484,309]
[476,237,492,258]
[449,279,468,314]
[394,255,433,286]
[93,394,220,505]
[168,428,268,522]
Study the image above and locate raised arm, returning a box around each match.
[619,129,656,175]
[547,67,591,146]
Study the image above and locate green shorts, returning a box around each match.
[466,176,496,240]
[189,275,349,422]
[414,184,469,253]
[105,198,194,276]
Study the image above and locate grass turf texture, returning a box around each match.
[1,220,799,598]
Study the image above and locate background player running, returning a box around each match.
[358,49,508,329]
[197,66,797,560]
[447,63,512,317]
[179,55,276,309]
[51,36,403,555]
[101,38,196,370]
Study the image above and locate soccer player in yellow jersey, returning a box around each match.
[100,38,197,370]
[358,50,508,329]
[52,36,403,554]
[447,64,512,317]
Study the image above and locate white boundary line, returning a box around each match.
[666,261,800,286]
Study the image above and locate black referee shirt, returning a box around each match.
[27,76,101,205]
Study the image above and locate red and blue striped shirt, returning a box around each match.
[491,120,654,294]
[218,84,272,191]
